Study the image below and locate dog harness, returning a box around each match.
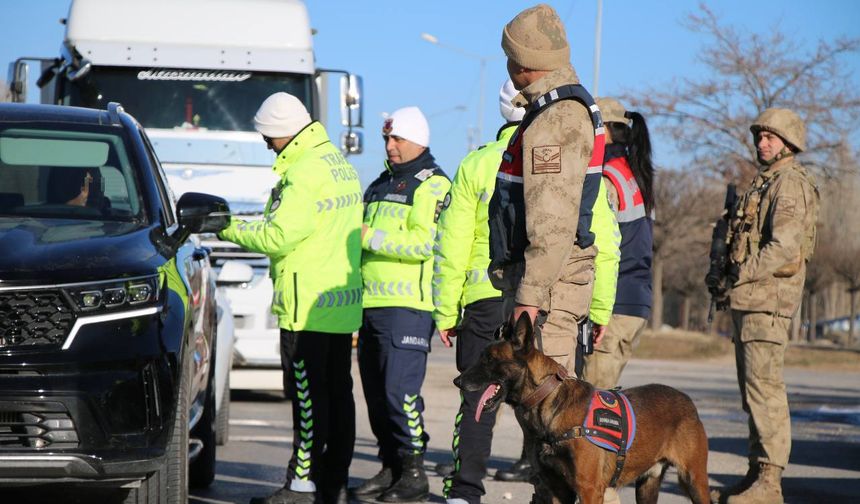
[519,366,637,488]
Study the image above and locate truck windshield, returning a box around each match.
[62,67,313,132]
[0,124,143,222]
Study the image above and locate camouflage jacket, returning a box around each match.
[730,158,819,317]
[505,66,596,309]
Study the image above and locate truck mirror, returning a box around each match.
[340,130,363,156]
[339,74,363,128]
[10,60,29,103]
[67,60,92,82]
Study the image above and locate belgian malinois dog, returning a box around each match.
[454,314,710,503]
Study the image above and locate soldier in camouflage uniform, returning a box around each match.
[713,108,819,504]
[487,4,605,504]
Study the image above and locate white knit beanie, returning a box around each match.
[253,92,312,138]
[499,79,525,122]
[382,106,430,147]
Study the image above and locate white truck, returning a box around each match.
[9,0,364,395]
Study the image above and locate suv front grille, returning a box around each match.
[0,404,79,450]
[0,290,75,348]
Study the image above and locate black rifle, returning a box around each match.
[705,183,737,324]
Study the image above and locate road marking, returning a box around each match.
[230,419,290,428]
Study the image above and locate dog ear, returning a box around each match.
[510,312,535,354]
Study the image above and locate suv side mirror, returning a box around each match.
[176,192,231,238]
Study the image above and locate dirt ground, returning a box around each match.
[634,329,860,371]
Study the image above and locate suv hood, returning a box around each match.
[0,218,162,284]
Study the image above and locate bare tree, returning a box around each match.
[625,3,860,183]
[804,246,833,341]
[823,145,860,345]
[652,168,718,331]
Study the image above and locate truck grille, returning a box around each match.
[0,290,76,348]
[0,404,79,450]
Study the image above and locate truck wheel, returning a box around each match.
[190,362,217,488]
[123,360,190,504]
[216,373,230,446]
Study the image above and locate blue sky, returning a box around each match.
[3,1,860,188]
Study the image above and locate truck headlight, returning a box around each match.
[65,276,159,313]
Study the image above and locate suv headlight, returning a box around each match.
[64,276,160,314]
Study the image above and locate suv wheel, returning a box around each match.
[123,360,190,503]
[190,358,217,487]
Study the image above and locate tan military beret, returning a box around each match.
[502,4,570,71]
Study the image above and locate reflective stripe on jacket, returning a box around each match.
[602,145,653,318]
[362,149,451,311]
[219,121,364,333]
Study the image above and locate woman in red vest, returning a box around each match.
[582,97,655,390]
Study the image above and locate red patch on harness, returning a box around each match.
[583,390,636,453]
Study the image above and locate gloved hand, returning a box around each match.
[704,271,721,294]
[727,262,740,287]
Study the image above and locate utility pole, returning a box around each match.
[593,0,604,96]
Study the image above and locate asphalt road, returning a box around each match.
[3,349,855,503]
[187,349,860,504]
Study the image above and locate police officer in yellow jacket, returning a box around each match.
[437,80,619,504]
[220,93,363,504]
[351,107,451,503]
[712,108,819,504]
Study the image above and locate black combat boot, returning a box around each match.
[494,446,531,482]
[319,484,348,504]
[378,454,429,503]
[348,466,393,498]
[248,486,315,504]
[434,461,455,477]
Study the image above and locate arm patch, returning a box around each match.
[434,193,451,223]
[532,145,561,174]
[774,196,797,217]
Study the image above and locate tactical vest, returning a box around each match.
[602,146,653,318]
[730,163,818,270]
[488,84,605,270]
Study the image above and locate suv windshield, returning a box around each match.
[0,124,143,221]
[62,67,313,131]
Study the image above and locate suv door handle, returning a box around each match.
[193,248,209,261]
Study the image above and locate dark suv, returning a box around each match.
[0,102,229,503]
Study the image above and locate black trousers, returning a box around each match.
[358,307,434,465]
[280,330,355,492]
[444,298,505,504]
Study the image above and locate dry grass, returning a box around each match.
[633,329,860,371]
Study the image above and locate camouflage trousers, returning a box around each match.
[731,310,792,468]
[581,314,647,389]
[501,278,593,375]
